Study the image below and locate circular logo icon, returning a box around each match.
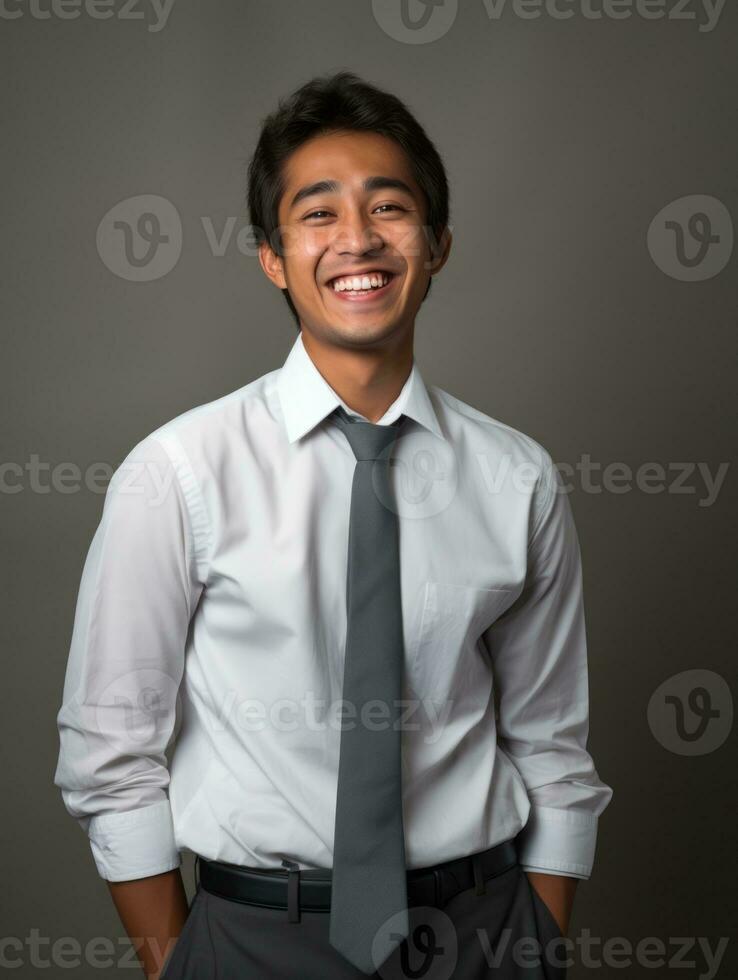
[647,195,733,281]
[372,426,459,521]
[372,0,458,44]
[647,669,732,755]
[97,194,182,281]
[376,904,458,979]
[92,667,183,753]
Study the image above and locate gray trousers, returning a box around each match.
[160,861,568,979]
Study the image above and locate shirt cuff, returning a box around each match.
[87,800,181,881]
[516,805,598,879]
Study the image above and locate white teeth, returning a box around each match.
[331,272,390,292]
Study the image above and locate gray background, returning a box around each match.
[2,0,736,977]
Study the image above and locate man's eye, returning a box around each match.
[303,204,405,220]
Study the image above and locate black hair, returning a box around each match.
[246,70,450,330]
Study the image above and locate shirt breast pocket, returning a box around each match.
[408,581,512,705]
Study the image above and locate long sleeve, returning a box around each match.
[53,433,207,881]
[483,454,613,879]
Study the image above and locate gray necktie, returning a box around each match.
[328,404,410,975]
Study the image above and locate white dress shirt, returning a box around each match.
[54,331,613,883]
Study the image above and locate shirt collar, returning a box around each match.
[276,331,444,444]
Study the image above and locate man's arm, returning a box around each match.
[525,871,578,936]
[108,869,189,980]
[483,452,614,928]
[53,434,208,972]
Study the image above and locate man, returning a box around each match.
[55,70,613,979]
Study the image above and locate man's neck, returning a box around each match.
[300,327,414,423]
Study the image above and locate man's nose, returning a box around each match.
[332,207,385,254]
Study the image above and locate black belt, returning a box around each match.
[198,836,519,921]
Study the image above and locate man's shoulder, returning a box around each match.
[429,383,554,470]
[134,367,277,455]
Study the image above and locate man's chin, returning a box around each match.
[327,317,405,346]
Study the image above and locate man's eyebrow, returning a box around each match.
[288,176,416,211]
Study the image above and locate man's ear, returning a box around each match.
[258,240,287,290]
[427,225,453,276]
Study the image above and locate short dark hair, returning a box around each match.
[246,70,450,330]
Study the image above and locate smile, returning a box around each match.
[325,271,398,302]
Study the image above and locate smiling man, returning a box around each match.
[55,70,613,978]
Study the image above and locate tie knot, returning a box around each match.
[332,405,404,461]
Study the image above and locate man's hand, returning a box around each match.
[525,870,578,937]
[107,868,189,979]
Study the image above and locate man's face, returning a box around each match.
[260,129,450,347]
